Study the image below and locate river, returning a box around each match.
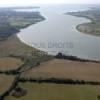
[17,4,100,60]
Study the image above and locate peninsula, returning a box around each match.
[68,7,100,36]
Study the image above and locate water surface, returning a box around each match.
[17,4,100,60]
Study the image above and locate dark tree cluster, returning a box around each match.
[55,52,99,63]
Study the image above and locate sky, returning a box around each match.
[0,0,99,7]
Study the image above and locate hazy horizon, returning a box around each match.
[0,0,99,7]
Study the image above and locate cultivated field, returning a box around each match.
[21,59,100,82]
[0,75,15,95]
[6,83,100,100]
[0,57,23,71]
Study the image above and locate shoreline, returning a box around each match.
[76,22,100,37]
[16,21,100,62]
[55,53,100,63]
[67,11,100,37]
[68,13,94,35]
[17,32,100,62]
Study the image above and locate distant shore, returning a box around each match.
[67,8,100,36]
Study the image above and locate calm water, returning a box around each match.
[17,4,100,60]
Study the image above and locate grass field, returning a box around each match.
[0,57,23,71]
[6,83,100,100]
[0,75,15,95]
[0,34,35,57]
[21,59,100,82]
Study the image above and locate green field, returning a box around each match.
[6,83,100,100]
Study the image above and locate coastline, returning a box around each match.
[67,10,100,37]
[16,17,100,62]
[17,32,100,62]
[0,22,53,62]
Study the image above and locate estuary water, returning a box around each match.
[17,4,100,60]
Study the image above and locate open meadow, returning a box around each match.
[6,83,100,100]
